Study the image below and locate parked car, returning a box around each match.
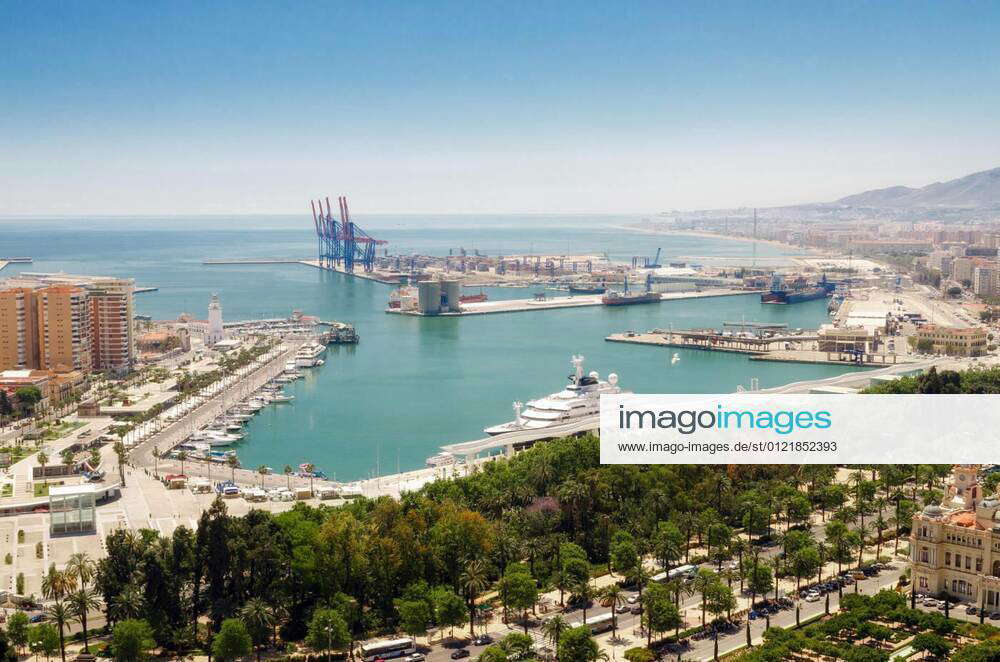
[805,593,820,602]
[451,650,470,659]
[473,635,493,646]
[404,655,426,662]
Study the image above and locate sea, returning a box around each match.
[0,215,868,480]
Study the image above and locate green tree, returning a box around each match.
[6,611,29,655]
[305,608,349,661]
[461,559,490,639]
[45,601,71,662]
[541,614,570,659]
[911,632,952,659]
[112,619,154,662]
[499,565,538,633]
[68,588,101,652]
[239,598,274,662]
[557,626,599,662]
[433,586,467,639]
[641,583,682,647]
[397,598,433,638]
[212,619,253,662]
[29,623,59,662]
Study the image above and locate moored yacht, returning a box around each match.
[484,355,624,435]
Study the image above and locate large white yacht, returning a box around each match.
[484,355,623,436]
[295,341,326,368]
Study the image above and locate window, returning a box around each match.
[978,558,984,572]
[967,556,973,570]
[946,552,952,565]
[921,548,929,563]
[919,577,928,589]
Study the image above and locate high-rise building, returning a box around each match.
[206,294,224,346]
[973,264,999,297]
[87,278,135,375]
[0,287,38,371]
[0,272,136,375]
[36,285,92,372]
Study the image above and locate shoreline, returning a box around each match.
[613,225,833,255]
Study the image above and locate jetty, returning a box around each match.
[388,288,756,317]
[0,257,32,271]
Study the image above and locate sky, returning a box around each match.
[2,1,1000,216]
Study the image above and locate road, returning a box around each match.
[414,562,906,661]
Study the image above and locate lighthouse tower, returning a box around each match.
[207,294,224,346]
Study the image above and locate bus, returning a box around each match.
[359,637,416,661]
[569,612,615,635]
[651,564,699,584]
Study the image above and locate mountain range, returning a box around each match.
[832,166,1000,208]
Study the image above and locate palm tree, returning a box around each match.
[257,465,268,489]
[267,603,289,649]
[626,565,652,605]
[110,582,144,624]
[152,445,160,476]
[46,600,71,662]
[283,465,293,490]
[37,451,49,485]
[598,584,627,639]
[68,588,101,651]
[227,453,239,482]
[460,559,490,639]
[66,551,95,589]
[691,569,717,626]
[178,450,187,476]
[541,614,569,659]
[303,462,316,495]
[240,597,274,662]
[113,440,127,486]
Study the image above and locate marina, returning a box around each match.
[2,217,871,480]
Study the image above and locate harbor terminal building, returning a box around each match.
[911,465,1000,609]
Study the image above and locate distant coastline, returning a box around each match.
[616,225,830,255]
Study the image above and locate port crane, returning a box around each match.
[631,247,662,269]
[311,196,387,273]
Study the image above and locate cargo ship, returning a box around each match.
[760,274,834,305]
[460,288,488,303]
[569,283,606,294]
[602,275,661,306]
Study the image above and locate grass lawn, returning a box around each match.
[41,421,86,441]
[33,481,64,497]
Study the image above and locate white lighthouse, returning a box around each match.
[207,294,224,346]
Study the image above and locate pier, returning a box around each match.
[606,329,817,354]
[129,339,307,466]
[606,329,906,366]
[0,257,32,271]
[388,288,755,317]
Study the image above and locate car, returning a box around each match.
[626,595,639,604]
[616,605,630,614]
[404,655,426,662]
[991,612,1000,621]
[630,604,642,615]
[967,606,979,615]
[937,602,947,611]
[923,599,938,607]
[472,635,493,646]
[28,614,46,623]
[805,593,820,603]
[451,651,471,659]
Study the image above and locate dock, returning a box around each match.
[201,257,403,284]
[0,257,32,271]
[606,329,815,354]
[606,330,908,366]
[389,288,756,317]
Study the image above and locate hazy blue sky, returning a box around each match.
[3,1,999,215]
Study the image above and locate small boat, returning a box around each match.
[270,393,294,403]
[671,353,680,365]
[426,452,457,468]
[568,283,606,295]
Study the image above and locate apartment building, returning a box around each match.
[974,264,999,297]
[0,272,135,375]
[0,287,38,371]
[87,278,135,374]
[36,285,92,372]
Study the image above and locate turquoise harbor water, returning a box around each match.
[1,216,868,479]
